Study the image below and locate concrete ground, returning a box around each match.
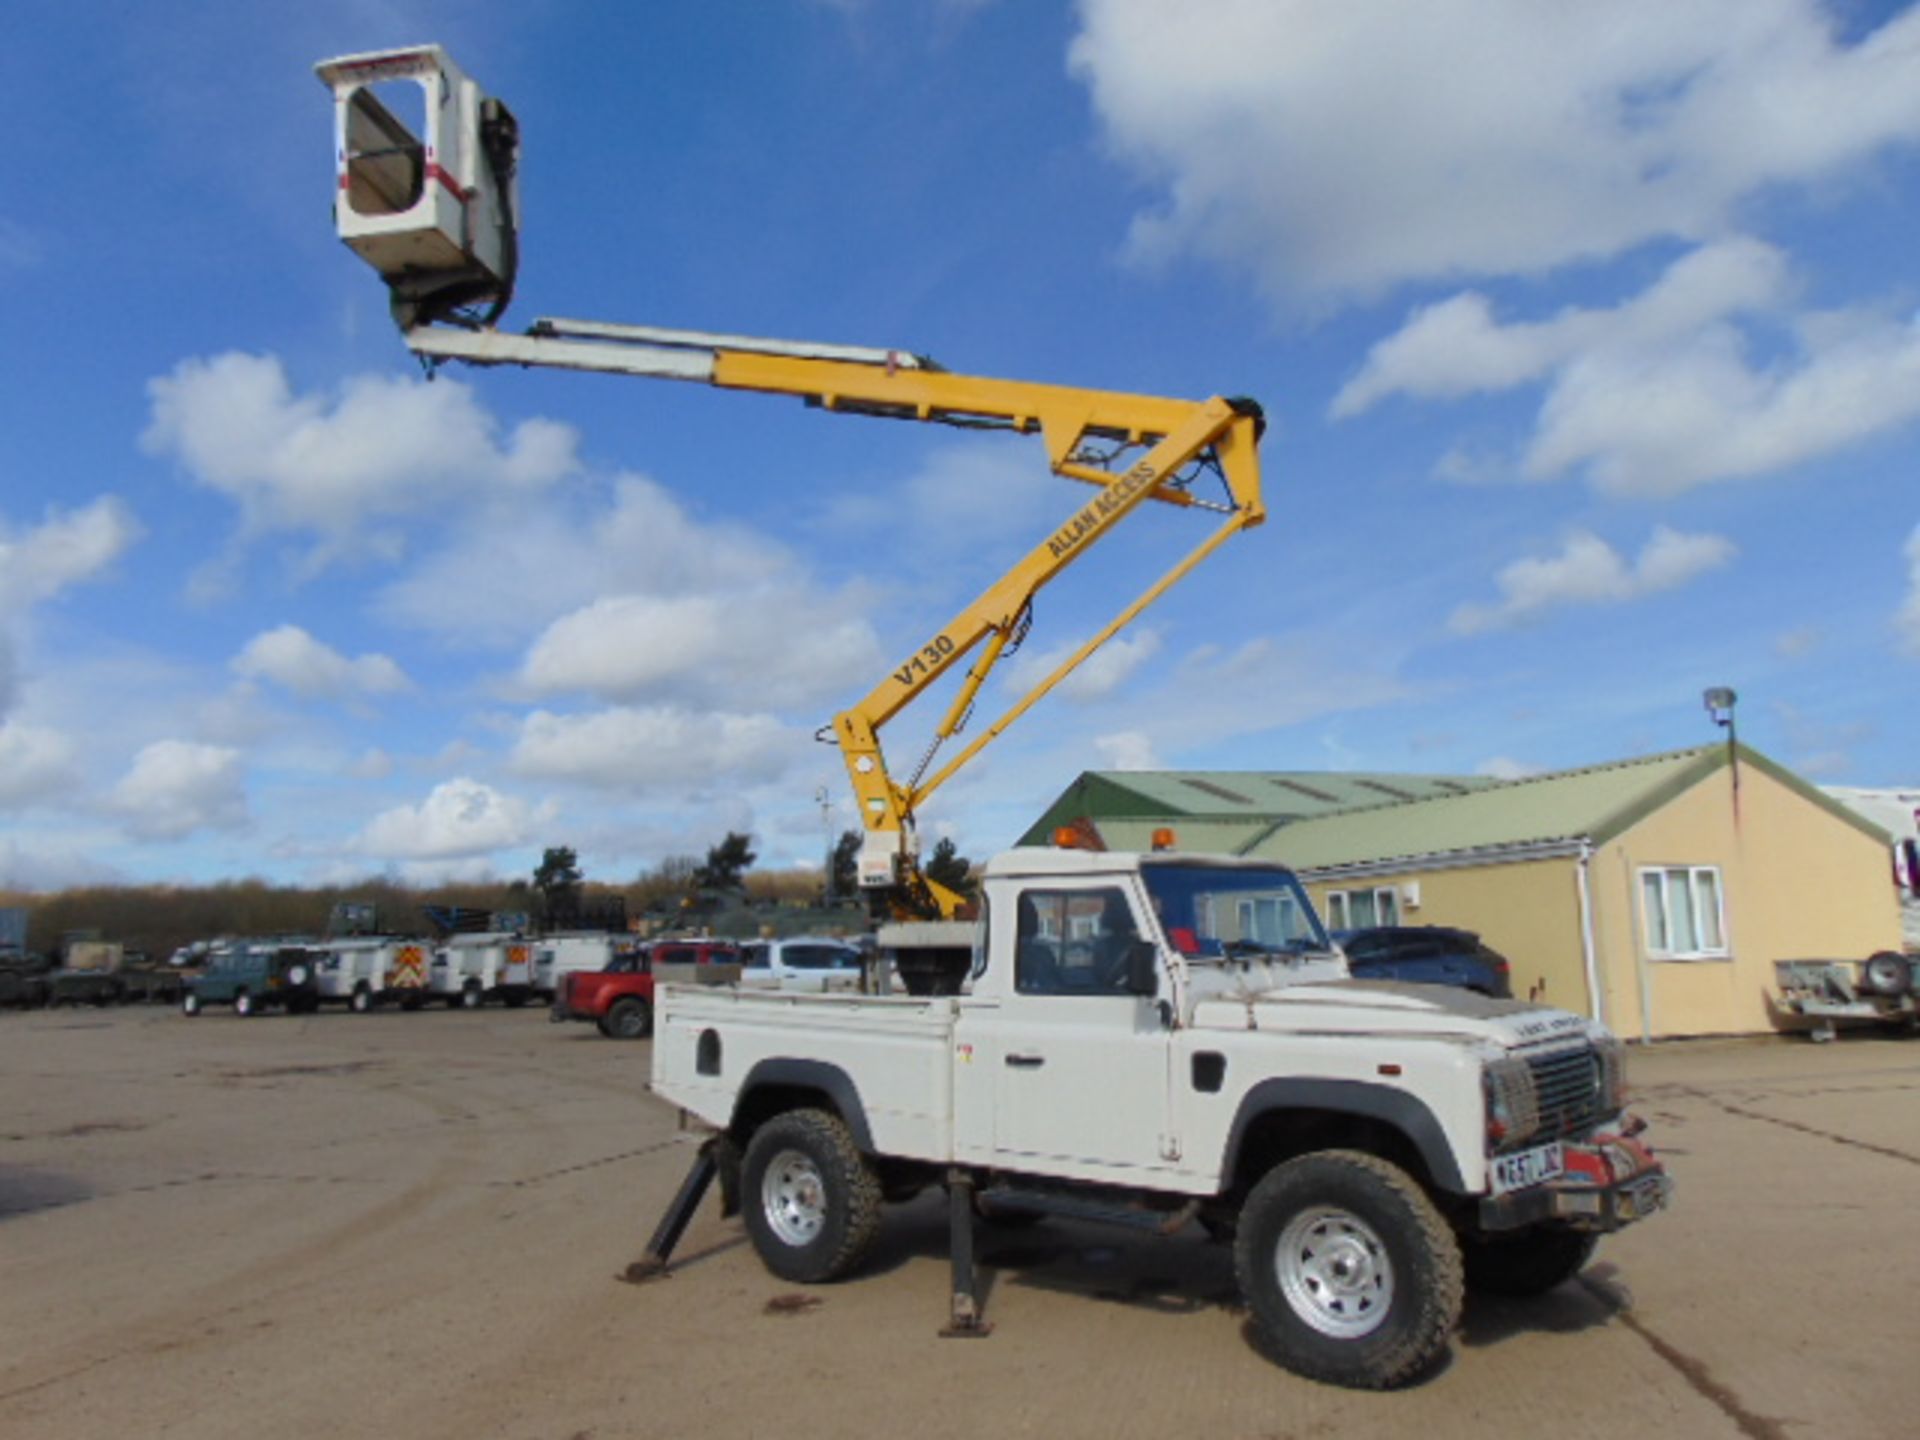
[1,1005,1915,1440]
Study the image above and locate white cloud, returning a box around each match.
[0,496,142,616]
[510,706,800,791]
[1333,239,1790,417]
[0,721,81,809]
[1899,525,1920,656]
[1526,305,1920,496]
[232,624,410,700]
[140,353,578,560]
[113,739,248,840]
[520,592,881,710]
[1071,1,1920,303]
[1450,526,1736,634]
[356,777,552,862]
[1337,239,1920,495]
[1093,729,1159,770]
[379,474,873,657]
[1002,629,1162,703]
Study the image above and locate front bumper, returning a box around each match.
[1479,1129,1673,1234]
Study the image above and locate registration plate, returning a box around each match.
[1490,1140,1564,1196]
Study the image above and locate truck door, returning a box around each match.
[976,883,1176,1176]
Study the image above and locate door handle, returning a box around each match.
[1004,1053,1046,1069]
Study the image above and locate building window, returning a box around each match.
[1324,887,1400,931]
[1639,866,1727,960]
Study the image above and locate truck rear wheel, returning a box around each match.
[1234,1150,1462,1389]
[349,987,372,1014]
[602,998,653,1040]
[1462,1227,1596,1297]
[741,1109,882,1284]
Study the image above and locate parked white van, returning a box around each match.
[318,937,433,1011]
[534,932,616,1001]
[429,933,535,1008]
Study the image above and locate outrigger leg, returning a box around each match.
[625,1137,723,1282]
[940,1167,992,1338]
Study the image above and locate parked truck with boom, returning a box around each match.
[650,846,1669,1387]
[315,44,1673,1388]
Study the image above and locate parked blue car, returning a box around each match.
[1332,926,1513,998]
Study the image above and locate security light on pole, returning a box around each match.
[1703,686,1740,817]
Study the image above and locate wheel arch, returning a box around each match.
[730,1058,875,1154]
[1222,1079,1466,1199]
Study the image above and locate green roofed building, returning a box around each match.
[1023,746,1900,1040]
[1017,769,1502,855]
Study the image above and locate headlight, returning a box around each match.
[1595,1035,1628,1115]
[1484,1056,1540,1147]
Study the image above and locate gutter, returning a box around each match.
[1293,837,1584,884]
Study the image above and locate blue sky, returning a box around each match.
[3,0,1918,891]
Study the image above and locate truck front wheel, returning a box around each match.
[741,1109,882,1284]
[1462,1227,1596,1297]
[1234,1150,1462,1390]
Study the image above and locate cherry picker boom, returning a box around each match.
[319,46,1266,920]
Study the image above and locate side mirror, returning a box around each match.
[1125,939,1159,997]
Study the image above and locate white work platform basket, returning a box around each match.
[316,45,519,323]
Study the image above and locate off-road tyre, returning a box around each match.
[233,990,254,1018]
[181,992,202,1018]
[1234,1150,1463,1390]
[741,1108,883,1284]
[1462,1227,1597,1297]
[604,997,652,1040]
[349,988,372,1014]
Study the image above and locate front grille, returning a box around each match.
[1527,1046,1604,1139]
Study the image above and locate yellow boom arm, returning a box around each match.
[404,319,1266,919]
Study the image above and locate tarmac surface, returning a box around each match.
[2,1003,1916,1439]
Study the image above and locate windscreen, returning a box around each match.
[1141,862,1329,959]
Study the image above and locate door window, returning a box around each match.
[1015,888,1139,996]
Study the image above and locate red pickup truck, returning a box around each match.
[552,939,741,1039]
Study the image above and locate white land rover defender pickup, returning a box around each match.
[650,847,1671,1389]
